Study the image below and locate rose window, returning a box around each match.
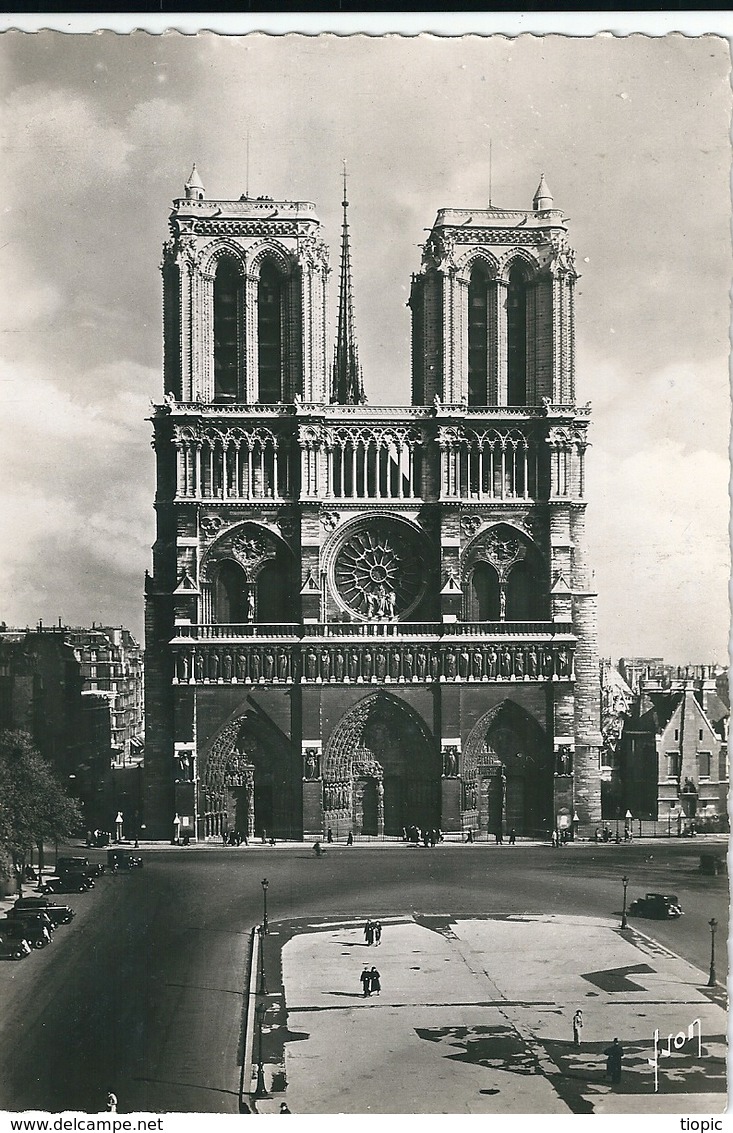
[333,520,426,620]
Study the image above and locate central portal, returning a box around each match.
[324,694,440,837]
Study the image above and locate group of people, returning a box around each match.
[363,918,382,945]
[571,1010,626,1087]
[402,826,443,846]
[222,829,248,846]
[359,965,381,997]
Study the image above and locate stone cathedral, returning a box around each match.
[144,165,602,842]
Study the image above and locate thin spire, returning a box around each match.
[331,159,366,405]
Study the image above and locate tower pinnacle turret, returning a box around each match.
[331,161,366,405]
[185,164,205,201]
[533,172,553,211]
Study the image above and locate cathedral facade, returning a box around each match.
[143,166,602,842]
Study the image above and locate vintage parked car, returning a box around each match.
[629,892,684,919]
[0,913,53,949]
[43,873,94,894]
[10,897,75,926]
[0,933,32,961]
[57,856,105,878]
[107,850,143,870]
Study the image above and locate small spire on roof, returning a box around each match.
[331,160,366,406]
[185,163,205,201]
[533,172,553,211]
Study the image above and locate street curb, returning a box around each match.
[240,925,260,1111]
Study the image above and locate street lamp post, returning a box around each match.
[621,875,630,930]
[261,878,269,935]
[258,924,267,995]
[707,918,718,987]
[254,1001,268,1098]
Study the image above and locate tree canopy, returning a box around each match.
[0,730,83,865]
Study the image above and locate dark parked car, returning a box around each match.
[629,892,684,919]
[57,856,105,878]
[10,897,75,926]
[0,913,53,948]
[43,873,94,894]
[0,933,32,961]
[107,850,143,870]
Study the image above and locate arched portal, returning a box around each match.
[323,693,440,836]
[463,700,552,837]
[203,711,297,840]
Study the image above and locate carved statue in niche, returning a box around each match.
[527,646,539,678]
[177,752,193,780]
[557,648,571,678]
[443,747,458,777]
[251,650,262,681]
[444,651,456,679]
[375,650,387,681]
[430,651,441,681]
[334,650,345,681]
[278,649,289,681]
[404,650,414,681]
[209,652,220,681]
[236,652,247,682]
[306,649,318,680]
[246,589,256,623]
[177,654,189,681]
[542,645,555,677]
[222,652,233,681]
[195,652,205,682]
[499,586,507,621]
[304,749,320,781]
[348,649,360,681]
[416,650,426,680]
[472,649,483,680]
[556,746,573,775]
[500,646,513,678]
[320,649,331,681]
[514,648,525,679]
[390,650,401,680]
[458,649,470,678]
[263,650,275,681]
[363,650,373,679]
[485,646,498,678]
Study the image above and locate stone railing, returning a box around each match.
[171,638,575,686]
[177,620,571,642]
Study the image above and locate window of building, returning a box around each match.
[719,750,728,781]
[506,264,528,406]
[698,751,711,779]
[699,728,704,741]
[258,262,283,402]
[667,751,681,779]
[214,257,242,402]
[674,728,679,741]
[468,264,489,406]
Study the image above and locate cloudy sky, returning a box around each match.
[0,30,729,664]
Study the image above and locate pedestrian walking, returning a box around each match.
[551,829,558,848]
[603,1038,624,1085]
[465,829,474,843]
[279,1102,291,1114]
[374,920,382,945]
[508,828,516,845]
[347,831,354,846]
[364,918,374,945]
[360,966,372,997]
[106,1091,117,1113]
[369,966,381,995]
[572,1009,583,1047]
[327,828,333,843]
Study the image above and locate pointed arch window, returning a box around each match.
[507,263,528,406]
[468,263,489,406]
[258,261,283,402]
[213,257,243,403]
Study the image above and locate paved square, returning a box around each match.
[255,914,727,1113]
